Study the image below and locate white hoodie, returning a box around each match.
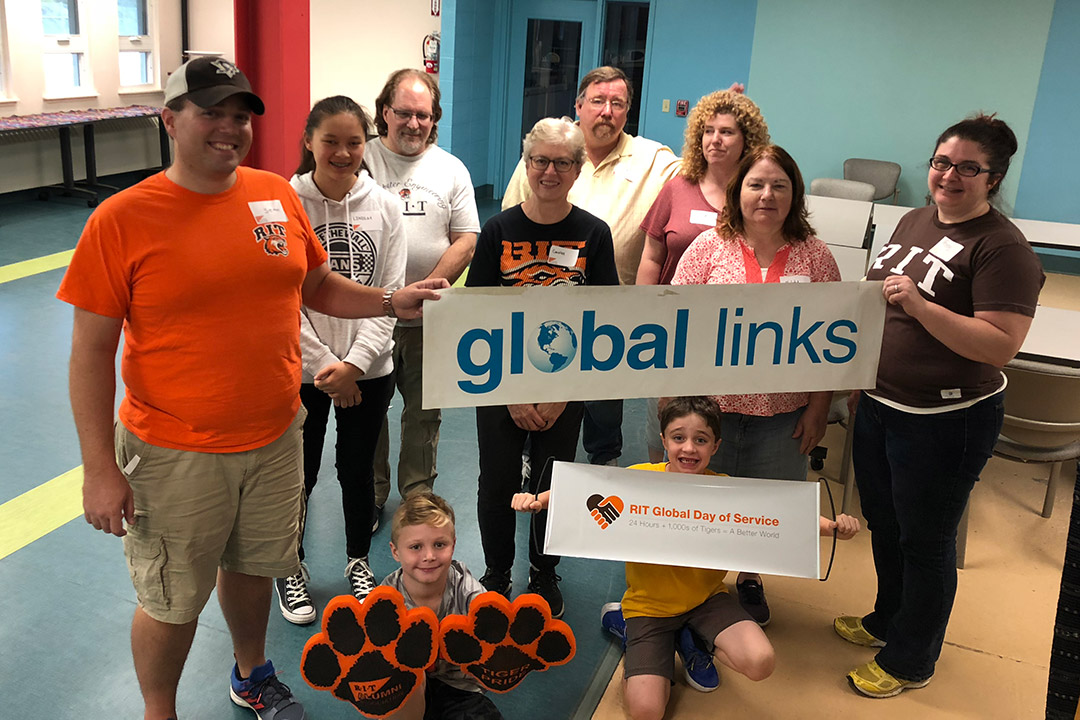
[291,170,406,382]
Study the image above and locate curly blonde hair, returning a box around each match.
[681,90,770,183]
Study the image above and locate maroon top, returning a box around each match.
[640,175,721,284]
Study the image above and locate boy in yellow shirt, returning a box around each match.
[513,396,859,717]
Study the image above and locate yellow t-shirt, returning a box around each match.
[620,462,730,619]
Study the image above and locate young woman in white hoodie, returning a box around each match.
[276,96,407,624]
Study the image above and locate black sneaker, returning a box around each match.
[736,577,771,627]
[230,660,306,719]
[345,556,377,601]
[274,563,315,625]
[372,504,384,533]
[527,567,564,618]
[479,567,512,598]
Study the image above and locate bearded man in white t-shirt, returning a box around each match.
[367,69,481,522]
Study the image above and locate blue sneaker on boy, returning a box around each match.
[675,625,720,692]
[230,659,307,719]
[600,601,627,650]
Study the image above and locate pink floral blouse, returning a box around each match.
[671,229,841,416]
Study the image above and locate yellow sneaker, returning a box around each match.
[834,615,886,647]
[847,660,932,698]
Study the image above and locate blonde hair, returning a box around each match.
[391,492,456,544]
[681,90,770,183]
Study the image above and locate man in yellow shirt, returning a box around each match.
[501,66,680,466]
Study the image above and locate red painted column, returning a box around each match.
[234,0,310,177]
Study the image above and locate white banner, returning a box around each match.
[422,281,885,409]
[544,462,821,579]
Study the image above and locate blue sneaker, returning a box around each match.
[676,625,719,692]
[600,601,627,650]
[230,659,307,719]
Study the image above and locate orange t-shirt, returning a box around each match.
[57,167,328,452]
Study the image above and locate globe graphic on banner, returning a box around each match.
[527,320,578,373]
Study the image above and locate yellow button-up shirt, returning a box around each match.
[502,132,680,285]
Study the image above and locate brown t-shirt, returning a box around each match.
[866,205,1044,408]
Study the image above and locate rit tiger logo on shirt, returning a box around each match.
[254,223,289,257]
[398,187,427,216]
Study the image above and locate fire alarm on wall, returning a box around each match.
[675,100,689,117]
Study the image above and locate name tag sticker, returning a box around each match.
[548,245,580,267]
[352,211,382,232]
[941,388,962,400]
[249,200,287,224]
[930,236,963,262]
[689,209,718,226]
[122,455,141,475]
[614,164,636,183]
[780,275,811,283]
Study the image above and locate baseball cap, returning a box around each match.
[163,56,265,115]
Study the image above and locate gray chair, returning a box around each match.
[843,158,902,204]
[956,358,1080,567]
[809,177,876,202]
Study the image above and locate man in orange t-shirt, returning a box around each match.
[56,57,445,720]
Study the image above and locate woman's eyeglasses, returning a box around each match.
[929,156,997,177]
[527,156,577,173]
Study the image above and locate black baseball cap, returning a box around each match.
[163,56,265,115]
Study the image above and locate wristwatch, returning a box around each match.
[382,289,397,318]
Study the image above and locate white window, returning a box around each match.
[118,0,154,87]
[41,0,89,96]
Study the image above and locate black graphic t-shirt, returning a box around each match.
[866,205,1044,407]
[465,205,619,288]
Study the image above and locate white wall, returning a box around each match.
[0,0,182,194]
[186,0,233,60]
[0,0,440,195]
[1,0,181,116]
[309,0,440,116]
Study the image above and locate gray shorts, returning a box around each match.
[623,591,754,680]
[116,409,305,624]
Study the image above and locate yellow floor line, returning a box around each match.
[0,466,83,560]
[0,249,74,285]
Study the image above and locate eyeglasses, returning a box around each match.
[527,156,577,173]
[585,96,628,112]
[388,107,433,123]
[928,156,996,178]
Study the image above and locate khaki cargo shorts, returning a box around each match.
[116,409,305,624]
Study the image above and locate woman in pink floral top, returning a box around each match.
[670,144,840,626]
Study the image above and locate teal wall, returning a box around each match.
[440,0,502,189]
[746,0,1054,209]
[446,0,1076,233]
[1014,0,1080,224]
[637,0,756,155]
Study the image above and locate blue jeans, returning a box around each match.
[853,392,1003,682]
[706,408,809,481]
[583,399,623,465]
